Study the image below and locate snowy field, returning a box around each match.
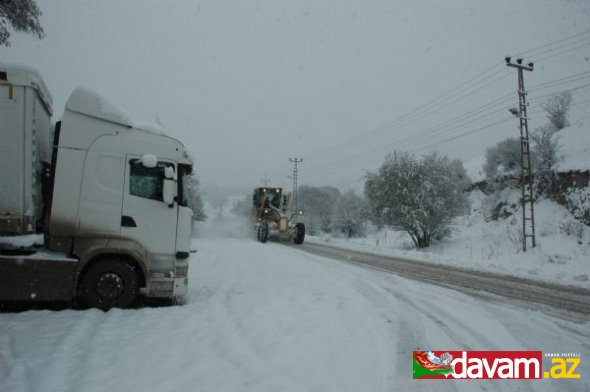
[1,232,588,392]
[310,190,590,289]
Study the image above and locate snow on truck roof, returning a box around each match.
[66,86,135,127]
[0,62,53,114]
[67,87,169,135]
[65,87,193,164]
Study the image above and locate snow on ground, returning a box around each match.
[310,190,590,288]
[1,225,589,391]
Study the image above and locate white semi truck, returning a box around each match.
[0,64,193,309]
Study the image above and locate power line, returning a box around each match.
[513,30,590,61]
[288,30,590,187]
[302,94,590,180]
[516,29,590,57]
[305,63,506,158]
[302,81,590,177]
[306,29,590,161]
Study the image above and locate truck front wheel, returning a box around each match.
[293,223,305,245]
[257,224,269,243]
[79,259,139,310]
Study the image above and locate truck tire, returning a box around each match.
[257,224,269,243]
[79,258,139,310]
[293,222,305,245]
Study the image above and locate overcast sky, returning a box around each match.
[2,0,589,197]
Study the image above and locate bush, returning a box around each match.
[483,137,521,179]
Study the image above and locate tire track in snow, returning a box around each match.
[0,332,32,392]
[297,248,559,392]
[289,247,394,392]
[296,242,590,321]
[296,250,467,392]
[294,242,590,391]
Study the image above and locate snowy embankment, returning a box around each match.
[310,190,589,288]
[1,234,588,392]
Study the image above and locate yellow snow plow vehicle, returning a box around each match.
[252,187,305,244]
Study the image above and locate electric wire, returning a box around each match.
[302,91,590,180]
[302,80,590,176]
[266,29,590,186]
[306,29,590,161]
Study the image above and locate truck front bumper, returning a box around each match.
[144,276,188,298]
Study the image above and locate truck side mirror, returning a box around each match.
[163,178,175,206]
[164,166,177,180]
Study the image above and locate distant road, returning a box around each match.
[296,241,590,321]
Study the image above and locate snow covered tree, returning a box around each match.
[365,151,470,248]
[483,137,521,179]
[185,175,207,222]
[0,0,45,46]
[330,191,368,238]
[298,185,340,234]
[541,90,572,131]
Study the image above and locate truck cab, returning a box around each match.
[0,66,194,309]
[48,87,194,307]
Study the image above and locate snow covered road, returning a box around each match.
[298,241,590,319]
[1,238,588,392]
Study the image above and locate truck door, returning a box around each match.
[121,156,178,266]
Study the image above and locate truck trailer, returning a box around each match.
[0,64,193,309]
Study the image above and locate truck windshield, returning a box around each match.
[254,188,281,209]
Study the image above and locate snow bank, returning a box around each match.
[311,190,590,287]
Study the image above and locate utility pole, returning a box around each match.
[289,158,303,223]
[506,57,536,251]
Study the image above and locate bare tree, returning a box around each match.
[331,191,368,238]
[0,0,45,46]
[298,185,340,234]
[483,137,521,179]
[532,123,562,193]
[230,196,252,218]
[541,91,572,131]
